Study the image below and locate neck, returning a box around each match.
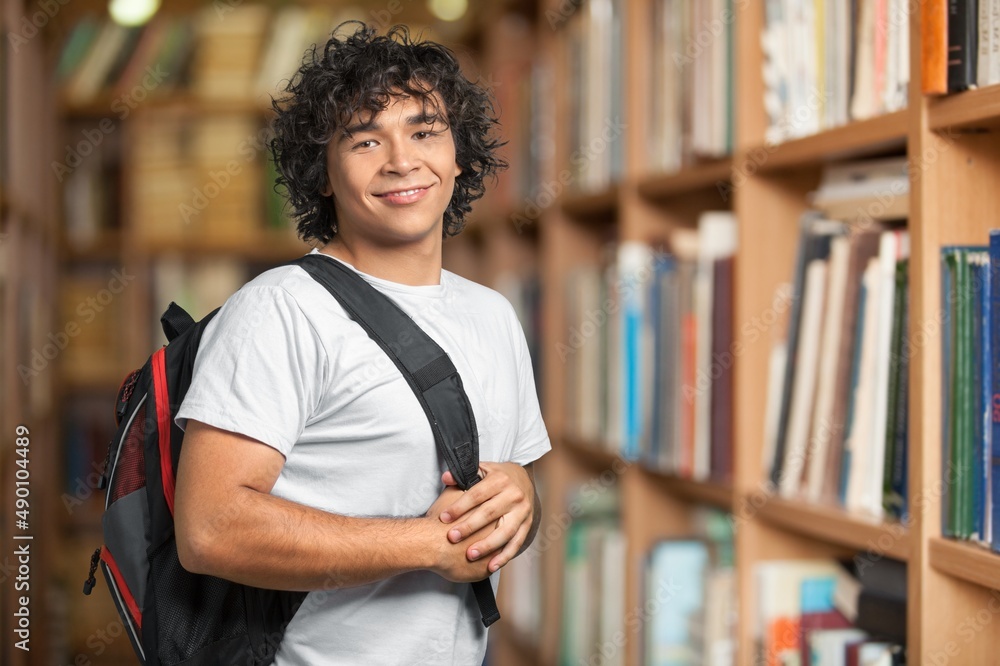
[318,233,443,286]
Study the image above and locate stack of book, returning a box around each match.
[755,556,905,665]
[648,0,734,172]
[940,231,1000,550]
[765,158,910,520]
[564,0,624,192]
[643,508,736,665]
[563,212,737,482]
[761,0,909,143]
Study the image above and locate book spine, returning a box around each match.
[943,250,956,537]
[972,254,986,541]
[980,252,993,545]
[990,232,1000,551]
[948,0,979,91]
[886,260,910,519]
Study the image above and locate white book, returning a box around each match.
[850,0,877,121]
[598,530,626,666]
[780,259,828,497]
[991,0,1000,85]
[981,0,993,89]
[805,236,851,502]
[846,258,882,513]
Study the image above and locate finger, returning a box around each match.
[484,522,531,572]
[465,515,518,562]
[447,496,511,543]
[441,471,458,487]
[438,474,507,523]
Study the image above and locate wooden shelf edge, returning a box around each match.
[561,435,628,470]
[756,496,910,561]
[755,110,908,172]
[929,85,1000,131]
[637,159,733,201]
[642,468,734,510]
[930,537,1000,590]
[60,91,275,119]
[559,185,619,219]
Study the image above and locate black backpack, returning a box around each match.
[84,254,499,666]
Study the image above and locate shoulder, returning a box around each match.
[442,270,518,319]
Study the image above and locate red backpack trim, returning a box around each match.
[100,546,143,629]
[152,348,176,516]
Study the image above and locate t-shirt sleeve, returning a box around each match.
[175,284,328,458]
[506,303,551,466]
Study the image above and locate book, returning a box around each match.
[923,0,949,93]
[823,229,884,505]
[644,539,711,664]
[771,214,844,487]
[948,0,979,91]
[883,259,910,519]
[804,236,850,502]
[780,258,829,498]
[990,231,1000,552]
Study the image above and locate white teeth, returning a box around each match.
[388,188,421,196]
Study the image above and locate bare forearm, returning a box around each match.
[177,487,432,591]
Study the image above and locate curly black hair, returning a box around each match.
[268,21,507,245]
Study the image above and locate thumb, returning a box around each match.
[442,471,458,486]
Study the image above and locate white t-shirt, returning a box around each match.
[175,249,550,665]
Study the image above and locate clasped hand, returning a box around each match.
[423,462,534,583]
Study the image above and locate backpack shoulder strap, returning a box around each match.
[293,254,500,627]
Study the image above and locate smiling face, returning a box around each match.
[321,91,462,248]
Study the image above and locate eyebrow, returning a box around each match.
[339,113,442,143]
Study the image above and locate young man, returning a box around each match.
[173,22,549,665]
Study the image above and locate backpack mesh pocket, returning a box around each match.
[148,538,250,664]
[110,402,147,505]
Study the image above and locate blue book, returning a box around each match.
[990,231,1000,551]
[972,254,986,542]
[645,540,710,666]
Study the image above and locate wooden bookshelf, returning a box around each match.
[508,0,1000,665]
[929,538,1000,591]
[559,186,620,220]
[636,159,733,201]
[757,110,909,173]
[643,469,734,511]
[755,497,910,561]
[928,84,1000,131]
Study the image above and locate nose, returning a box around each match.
[382,137,420,176]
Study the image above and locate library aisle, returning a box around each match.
[2,0,999,664]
